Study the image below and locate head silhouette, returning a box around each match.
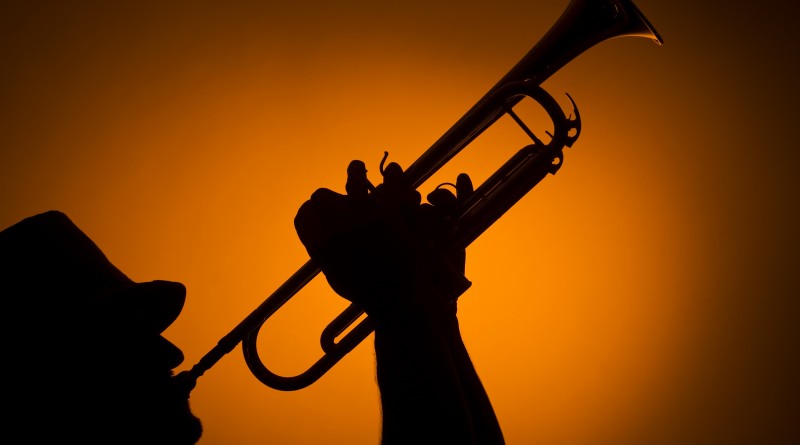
[0,211,202,444]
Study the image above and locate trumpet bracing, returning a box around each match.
[176,0,663,391]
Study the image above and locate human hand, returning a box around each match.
[294,157,473,319]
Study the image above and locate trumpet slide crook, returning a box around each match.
[176,0,662,392]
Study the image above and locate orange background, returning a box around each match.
[1,1,797,444]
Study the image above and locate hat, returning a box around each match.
[0,210,185,335]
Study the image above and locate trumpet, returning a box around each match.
[176,0,663,391]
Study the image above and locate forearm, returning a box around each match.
[372,298,504,445]
[439,311,505,445]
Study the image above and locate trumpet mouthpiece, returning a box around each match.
[173,370,198,396]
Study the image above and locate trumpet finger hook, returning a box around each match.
[564,92,581,147]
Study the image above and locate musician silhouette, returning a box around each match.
[1,158,502,445]
[0,211,203,445]
[295,155,505,444]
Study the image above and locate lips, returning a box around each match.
[172,370,198,399]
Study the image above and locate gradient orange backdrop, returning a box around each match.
[2,1,797,444]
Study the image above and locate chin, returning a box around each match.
[172,399,204,445]
[161,413,204,445]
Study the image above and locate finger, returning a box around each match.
[456,173,473,203]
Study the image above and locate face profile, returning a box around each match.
[0,210,202,444]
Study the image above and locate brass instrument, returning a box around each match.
[177,0,662,391]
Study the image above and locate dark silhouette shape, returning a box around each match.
[295,156,504,444]
[346,159,376,200]
[0,211,202,445]
[379,150,405,186]
[426,173,474,221]
[0,161,493,445]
